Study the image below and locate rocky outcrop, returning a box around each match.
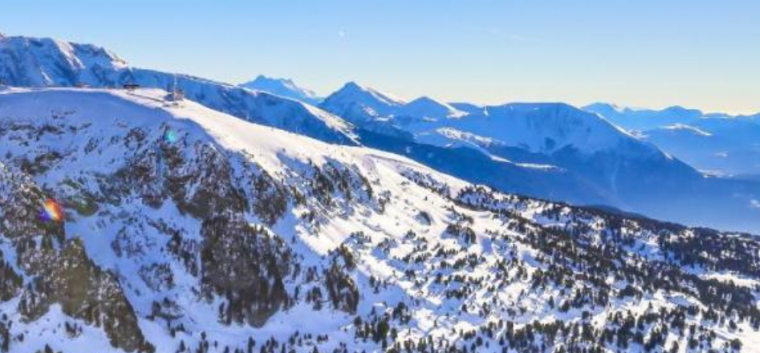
[0,163,152,352]
[200,213,292,326]
[0,250,21,302]
[21,239,153,353]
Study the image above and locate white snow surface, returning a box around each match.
[0,88,757,353]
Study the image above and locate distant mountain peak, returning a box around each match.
[402,96,465,119]
[336,81,407,106]
[319,82,407,123]
[342,81,363,90]
[472,102,647,154]
[240,75,321,105]
[251,75,297,88]
[586,102,705,117]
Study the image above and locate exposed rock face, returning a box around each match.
[21,239,154,353]
[168,143,248,219]
[200,213,292,326]
[0,165,63,241]
[0,250,22,301]
[0,163,152,353]
[249,170,290,226]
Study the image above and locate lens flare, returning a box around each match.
[164,129,178,144]
[40,198,64,223]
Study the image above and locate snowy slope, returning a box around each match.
[240,75,322,105]
[0,36,126,87]
[0,35,357,145]
[1,88,759,353]
[320,86,760,233]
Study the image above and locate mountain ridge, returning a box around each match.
[1,87,759,352]
[585,102,760,177]
[319,83,760,232]
[3,34,760,232]
[0,35,358,145]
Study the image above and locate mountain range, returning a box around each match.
[585,103,760,178]
[316,82,760,233]
[0,33,760,353]
[1,86,759,353]
[3,34,759,232]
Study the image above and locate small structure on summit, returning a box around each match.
[167,86,185,102]
[166,75,185,102]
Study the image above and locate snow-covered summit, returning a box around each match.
[408,102,653,156]
[320,82,469,125]
[0,35,126,87]
[341,81,407,107]
[240,75,322,105]
[399,96,465,120]
[480,102,644,154]
[0,35,357,145]
[319,82,407,122]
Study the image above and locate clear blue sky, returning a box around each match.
[1,0,759,113]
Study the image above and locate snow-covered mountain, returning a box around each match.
[0,35,357,145]
[1,87,759,353]
[0,34,616,215]
[0,36,127,86]
[322,85,657,156]
[583,103,705,132]
[320,82,408,123]
[398,97,465,121]
[584,102,760,177]
[643,119,760,177]
[407,103,646,155]
[321,84,760,232]
[3,34,760,232]
[240,75,322,105]
[320,83,464,124]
